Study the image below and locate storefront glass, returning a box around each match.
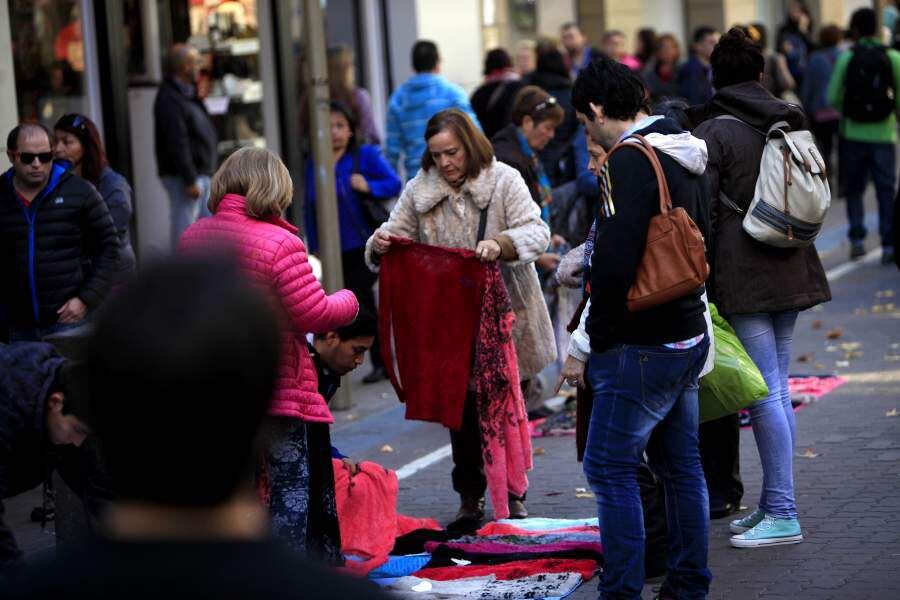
[8,0,88,125]
[185,0,266,162]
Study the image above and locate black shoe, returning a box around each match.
[448,496,485,533]
[850,242,867,260]
[362,367,387,384]
[508,499,528,519]
[709,502,741,520]
[881,247,895,266]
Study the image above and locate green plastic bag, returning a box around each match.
[699,304,768,423]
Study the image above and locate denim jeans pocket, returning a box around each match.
[632,347,691,414]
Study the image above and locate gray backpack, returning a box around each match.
[715,115,830,248]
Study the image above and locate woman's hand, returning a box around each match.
[550,234,568,249]
[536,252,561,272]
[555,354,586,393]
[350,174,370,194]
[372,229,393,255]
[475,239,502,262]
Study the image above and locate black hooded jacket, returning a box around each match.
[0,164,120,329]
[690,81,831,315]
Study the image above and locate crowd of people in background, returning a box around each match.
[1,1,900,599]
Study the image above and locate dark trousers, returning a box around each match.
[450,388,526,502]
[810,119,839,183]
[342,248,382,368]
[839,137,897,247]
[699,413,744,511]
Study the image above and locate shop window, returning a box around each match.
[183,0,266,161]
[8,0,87,125]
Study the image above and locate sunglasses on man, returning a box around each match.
[13,151,54,165]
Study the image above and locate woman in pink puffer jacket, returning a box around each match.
[179,147,358,563]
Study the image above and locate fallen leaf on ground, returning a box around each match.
[886,409,899,417]
[875,290,896,299]
[891,343,900,350]
[886,303,896,311]
[825,345,839,353]
[840,342,862,351]
[854,308,867,316]
[533,447,546,456]
[835,360,850,368]
[796,353,813,363]
[344,413,358,421]
[545,491,564,497]
[814,362,825,370]
[884,354,900,362]
[844,350,864,360]
[811,320,822,330]
[380,444,394,453]
[798,448,820,458]
[575,492,595,499]
[872,304,886,313]
[826,327,843,339]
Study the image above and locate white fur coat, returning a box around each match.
[366,159,556,379]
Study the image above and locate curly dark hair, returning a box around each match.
[571,56,646,121]
[710,27,765,90]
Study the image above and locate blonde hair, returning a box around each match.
[208,147,293,218]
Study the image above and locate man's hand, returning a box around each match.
[341,457,360,476]
[536,252,562,272]
[185,183,202,200]
[475,239,502,262]
[350,174,370,193]
[555,354,586,394]
[57,297,88,324]
[372,229,394,255]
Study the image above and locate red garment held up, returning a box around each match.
[379,238,484,430]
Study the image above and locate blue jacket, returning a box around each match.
[678,56,714,106]
[385,73,480,179]
[304,145,401,254]
[800,47,841,118]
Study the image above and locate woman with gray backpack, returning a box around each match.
[690,27,831,548]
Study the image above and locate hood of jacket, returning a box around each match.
[631,117,709,175]
[394,73,455,109]
[688,80,806,131]
[0,342,65,437]
[407,158,509,214]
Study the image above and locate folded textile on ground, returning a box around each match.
[424,545,603,567]
[385,572,583,599]
[413,558,597,582]
[369,553,432,579]
[447,533,601,547]
[333,459,442,575]
[494,517,599,531]
[788,375,846,398]
[424,539,602,557]
[477,522,599,537]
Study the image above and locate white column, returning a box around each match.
[361,0,388,142]
[80,0,104,137]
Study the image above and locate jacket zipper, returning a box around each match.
[18,202,40,323]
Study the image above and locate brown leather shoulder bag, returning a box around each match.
[602,134,709,312]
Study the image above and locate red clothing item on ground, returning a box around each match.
[477,522,599,537]
[413,558,598,582]
[379,238,484,430]
[332,459,441,576]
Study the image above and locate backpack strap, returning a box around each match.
[718,191,745,214]
[713,114,767,137]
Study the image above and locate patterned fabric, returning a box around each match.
[472,263,533,519]
[515,128,554,223]
[386,572,583,599]
[179,193,358,422]
[262,418,342,566]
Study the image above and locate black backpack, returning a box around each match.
[843,44,897,122]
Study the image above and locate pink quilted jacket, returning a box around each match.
[179,193,358,423]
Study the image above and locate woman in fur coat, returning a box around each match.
[366,108,555,523]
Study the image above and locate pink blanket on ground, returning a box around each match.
[476,522,599,537]
[424,539,603,555]
[788,375,846,398]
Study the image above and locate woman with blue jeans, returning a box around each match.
[692,28,831,547]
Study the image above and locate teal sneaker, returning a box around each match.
[729,508,764,534]
[730,515,803,548]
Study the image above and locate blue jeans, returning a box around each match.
[728,311,799,519]
[583,339,711,600]
[839,138,896,248]
[162,175,211,251]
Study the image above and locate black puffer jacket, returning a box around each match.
[153,77,218,183]
[691,81,831,315]
[0,164,120,329]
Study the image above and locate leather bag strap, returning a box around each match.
[601,133,673,214]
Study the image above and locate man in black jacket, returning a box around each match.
[1,123,120,342]
[154,43,218,249]
[0,342,94,574]
[567,57,712,599]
